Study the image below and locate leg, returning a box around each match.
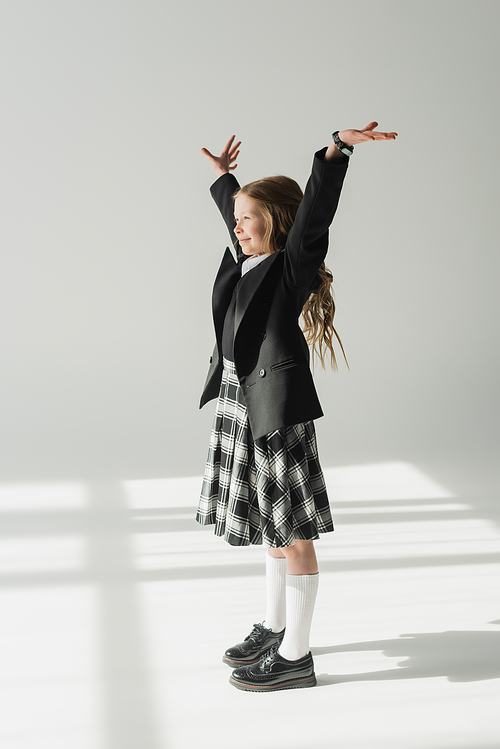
[277,540,319,661]
[279,539,318,575]
[229,539,319,691]
[264,539,316,630]
[222,547,287,667]
[267,547,286,559]
[265,548,287,632]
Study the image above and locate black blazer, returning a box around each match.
[199,147,349,440]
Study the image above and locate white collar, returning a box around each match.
[241,253,268,276]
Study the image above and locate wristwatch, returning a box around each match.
[332,131,354,156]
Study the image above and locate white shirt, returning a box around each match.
[241,253,269,276]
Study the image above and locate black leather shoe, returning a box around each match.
[222,623,285,667]
[229,645,316,692]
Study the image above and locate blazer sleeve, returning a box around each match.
[284,147,349,290]
[210,172,241,259]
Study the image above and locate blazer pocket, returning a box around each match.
[270,358,306,372]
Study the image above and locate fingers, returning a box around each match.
[228,141,241,157]
[369,131,398,140]
[222,135,236,154]
[223,135,241,156]
[355,123,398,142]
[201,137,241,171]
[204,135,242,161]
[361,122,398,139]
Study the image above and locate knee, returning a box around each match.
[268,547,286,559]
[282,540,315,559]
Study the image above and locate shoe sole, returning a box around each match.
[222,655,262,667]
[229,673,316,692]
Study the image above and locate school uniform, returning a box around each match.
[196,148,349,548]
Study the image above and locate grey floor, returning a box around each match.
[0,459,499,749]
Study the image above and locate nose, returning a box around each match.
[234,219,242,234]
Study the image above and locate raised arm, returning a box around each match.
[285,122,398,288]
[284,150,349,289]
[210,172,241,254]
[201,135,243,255]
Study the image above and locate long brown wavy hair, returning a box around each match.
[234,176,348,370]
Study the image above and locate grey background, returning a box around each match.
[1,0,498,484]
[1,4,499,747]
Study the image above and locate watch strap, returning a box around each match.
[332,131,354,156]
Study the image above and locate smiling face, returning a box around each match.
[234,195,267,256]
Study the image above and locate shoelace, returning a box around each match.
[244,622,268,643]
[259,644,279,671]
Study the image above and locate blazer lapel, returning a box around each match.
[212,247,241,336]
[234,251,282,335]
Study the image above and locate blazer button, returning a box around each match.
[261,332,267,341]
[209,356,213,363]
[259,368,266,377]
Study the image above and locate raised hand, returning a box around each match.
[325,122,397,161]
[201,135,241,177]
[338,122,398,147]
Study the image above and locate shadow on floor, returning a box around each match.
[312,623,500,686]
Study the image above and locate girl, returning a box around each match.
[196,123,397,692]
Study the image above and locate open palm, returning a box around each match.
[339,121,398,147]
[201,135,241,177]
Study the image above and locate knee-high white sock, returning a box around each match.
[278,573,319,661]
[265,555,287,633]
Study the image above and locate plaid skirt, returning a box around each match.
[196,358,334,548]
